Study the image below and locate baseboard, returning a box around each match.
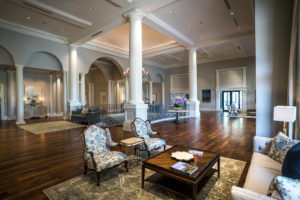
[200,108,220,111]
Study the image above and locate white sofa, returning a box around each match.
[231,136,282,200]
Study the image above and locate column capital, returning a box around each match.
[187,47,198,52]
[15,64,24,69]
[124,9,144,21]
[80,72,87,76]
[69,44,79,48]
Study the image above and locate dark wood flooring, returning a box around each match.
[0,112,255,200]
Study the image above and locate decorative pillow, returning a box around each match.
[274,176,300,200]
[282,142,300,179]
[81,108,88,115]
[267,132,299,163]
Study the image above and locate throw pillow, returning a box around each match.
[274,176,300,200]
[267,132,299,163]
[81,108,88,115]
[282,142,300,179]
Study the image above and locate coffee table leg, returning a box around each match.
[141,165,145,188]
[218,157,220,178]
[192,183,198,200]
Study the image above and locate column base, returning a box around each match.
[188,100,200,117]
[123,103,148,132]
[68,100,82,120]
[16,120,26,125]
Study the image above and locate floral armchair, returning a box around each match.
[82,125,128,186]
[131,118,166,158]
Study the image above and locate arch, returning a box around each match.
[89,57,124,80]
[0,45,15,66]
[156,73,164,82]
[25,51,63,71]
[89,63,109,82]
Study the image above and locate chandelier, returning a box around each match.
[123,67,149,78]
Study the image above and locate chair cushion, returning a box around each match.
[274,176,300,200]
[244,152,282,194]
[87,151,127,172]
[104,128,118,146]
[144,138,166,151]
[267,132,299,164]
[282,142,300,179]
[84,125,109,154]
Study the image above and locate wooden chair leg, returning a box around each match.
[84,163,88,175]
[164,145,166,151]
[96,172,101,186]
[125,160,129,172]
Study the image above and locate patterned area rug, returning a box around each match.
[18,121,86,134]
[44,156,245,200]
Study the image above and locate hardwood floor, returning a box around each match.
[0,112,255,200]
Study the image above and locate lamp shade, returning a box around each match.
[273,106,296,122]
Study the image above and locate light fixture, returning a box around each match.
[26,16,31,20]
[123,67,149,78]
[230,11,234,16]
[237,26,241,30]
[273,106,297,135]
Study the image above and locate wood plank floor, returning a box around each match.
[0,112,255,200]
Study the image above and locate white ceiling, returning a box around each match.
[0,0,255,68]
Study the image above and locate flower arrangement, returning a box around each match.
[169,97,187,109]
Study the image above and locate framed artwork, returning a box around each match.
[24,86,42,104]
[202,89,211,102]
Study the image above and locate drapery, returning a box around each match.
[288,0,300,139]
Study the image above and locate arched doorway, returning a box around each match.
[24,51,64,119]
[85,57,124,112]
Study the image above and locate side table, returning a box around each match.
[120,137,144,167]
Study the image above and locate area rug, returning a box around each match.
[44,156,245,200]
[18,121,86,134]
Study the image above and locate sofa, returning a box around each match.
[71,108,100,125]
[231,136,280,200]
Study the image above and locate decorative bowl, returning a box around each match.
[171,151,194,161]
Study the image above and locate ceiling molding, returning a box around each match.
[143,45,185,58]
[82,41,128,58]
[195,31,254,48]
[0,18,68,44]
[143,13,195,47]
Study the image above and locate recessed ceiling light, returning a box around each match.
[237,26,241,30]
[26,16,31,20]
[168,10,173,15]
[147,7,151,11]
[187,25,191,29]
[230,11,234,15]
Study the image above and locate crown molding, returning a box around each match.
[82,41,128,58]
[0,19,68,44]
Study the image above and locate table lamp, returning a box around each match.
[273,106,296,135]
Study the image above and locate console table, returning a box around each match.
[24,105,48,119]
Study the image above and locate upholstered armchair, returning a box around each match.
[82,125,128,186]
[131,118,166,158]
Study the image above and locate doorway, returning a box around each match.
[222,91,241,111]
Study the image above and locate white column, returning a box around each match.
[68,44,81,118]
[125,77,129,103]
[7,70,15,120]
[161,82,165,105]
[15,65,25,124]
[123,9,148,131]
[107,80,112,105]
[80,72,86,106]
[56,74,62,115]
[63,71,68,119]
[48,74,53,116]
[149,81,153,104]
[116,80,120,104]
[128,10,144,104]
[188,47,200,117]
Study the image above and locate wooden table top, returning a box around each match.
[143,145,219,181]
[168,110,189,113]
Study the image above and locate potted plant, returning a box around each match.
[170,97,187,110]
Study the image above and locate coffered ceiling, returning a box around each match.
[0,0,255,68]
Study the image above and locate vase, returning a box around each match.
[174,107,182,110]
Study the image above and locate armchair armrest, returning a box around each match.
[254,136,273,154]
[85,150,97,169]
[231,186,276,200]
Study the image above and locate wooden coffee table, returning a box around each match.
[141,145,220,200]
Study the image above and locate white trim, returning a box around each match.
[0,19,68,44]
[216,67,247,90]
[200,108,221,111]
[170,73,189,93]
[82,42,128,58]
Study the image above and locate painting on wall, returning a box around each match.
[202,89,211,102]
[24,86,42,105]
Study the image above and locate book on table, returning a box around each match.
[188,149,204,157]
[170,161,198,175]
